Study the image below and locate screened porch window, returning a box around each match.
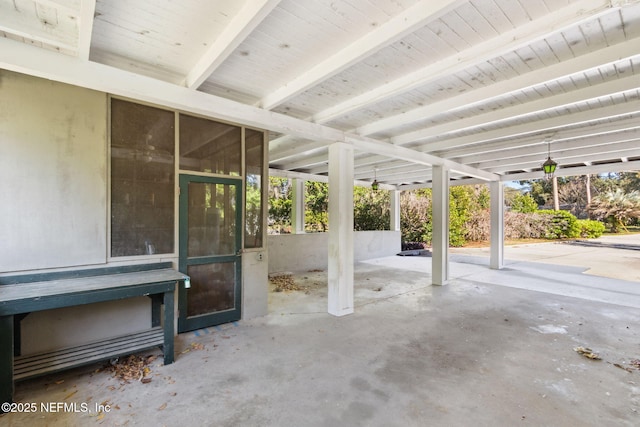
[111,99,266,257]
[179,114,241,175]
[245,128,265,248]
[110,99,175,257]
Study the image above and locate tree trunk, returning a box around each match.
[585,174,592,218]
[552,176,560,210]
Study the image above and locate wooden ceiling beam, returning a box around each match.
[0,37,497,181]
[183,0,282,89]
[259,0,465,110]
[77,0,96,60]
[358,37,640,137]
[392,72,640,146]
[311,0,619,125]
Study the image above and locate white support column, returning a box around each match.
[432,165,449,286]
[390,189,401,231]
[328,142,354,316]
[291,178,306,234]
[490,181,504,270]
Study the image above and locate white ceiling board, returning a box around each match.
[2,0,640,188]
[183,0,282,89]
[307,0,619,126]
[0,36,497,182]
[259,0,466,110]
[0,0,79,51]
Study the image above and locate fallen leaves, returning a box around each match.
[613,363,634,373]
[269,274,306,292]
[101,354,157,384]
[574,346,601,360]
[181,342,206,354]
[612,359,640,373]
[573,346,640,375]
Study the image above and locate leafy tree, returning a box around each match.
[268,177,291,233]
[305,181,329,232]
[400,185,490,246]
[245,174,263,245]
[520,179,552,206]
[468,184,491,210]
[510,193,538,213]
[557,176,594,218]
[619,172,640,193]
[353,186,390,231]
[449,186,473,246]
[589,189,640,232]
[503,186,522,207]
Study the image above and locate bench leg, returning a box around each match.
[0,315,15,409]
[13,313,29,357]
[150,294,162,327]
[162,289,175,365]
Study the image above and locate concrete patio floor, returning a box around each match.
[3,235,640,426]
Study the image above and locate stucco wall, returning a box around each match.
[242,249,268,319]
[0,70,108,272]
[267,230,401,273]
[0,72,268,355]
[0,71,152,354]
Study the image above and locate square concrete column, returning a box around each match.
[390,189,401,232]
[291,178,305,234]
[328,142,354,316]
[490,181,504,270]
[432,165,449,286]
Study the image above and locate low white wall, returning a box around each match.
[267,230,401,273]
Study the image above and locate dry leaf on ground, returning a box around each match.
[574,346,601,360]
[269,274,306,292]
[101,354,156,383]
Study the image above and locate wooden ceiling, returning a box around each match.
[1,0,639,188]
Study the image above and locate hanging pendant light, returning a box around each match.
[542,141,557,180]
[371,167,379,191]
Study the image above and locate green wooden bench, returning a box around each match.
[0,262,188,407]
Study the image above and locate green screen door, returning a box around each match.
[178,175,242,333]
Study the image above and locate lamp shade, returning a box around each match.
[542,157,557,179]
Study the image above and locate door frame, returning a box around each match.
[178,174,243,333]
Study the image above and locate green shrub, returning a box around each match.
[510,193,538,213]
[353,186,390,231]
[449,188,470,247]
[538,210,580,239]
[576,219,605,238]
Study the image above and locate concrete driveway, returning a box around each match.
[450,233,640,283]
[3,234,640,426]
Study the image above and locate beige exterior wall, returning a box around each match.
[0,70,108,272]
[0,71,268,354]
